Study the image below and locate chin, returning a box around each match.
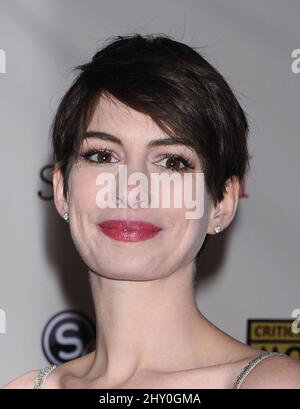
[89,259,161,280]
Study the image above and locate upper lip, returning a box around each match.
[98,220,162,231]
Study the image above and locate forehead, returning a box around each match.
[87,93,166,141]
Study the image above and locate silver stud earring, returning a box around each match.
[214,224,221,234]
[63,212,69,223]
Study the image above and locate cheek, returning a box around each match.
[68,166,100,213]
[182,218,208,260]
[167,206,205,240]
[167,174,205,214]
[167,177,206,221]
[67,167,102,259]
[170,201,208,246]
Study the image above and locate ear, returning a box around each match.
[52,166,69,219]
[206,176,240,235]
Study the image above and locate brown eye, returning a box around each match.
[81,148,118,164]
[96,151,112,163]
[157,154,194,173]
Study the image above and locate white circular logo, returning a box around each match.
[42,310,96,365]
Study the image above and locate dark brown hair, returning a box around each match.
[51,33,250,207]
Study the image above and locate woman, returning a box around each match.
[3,33,300,389]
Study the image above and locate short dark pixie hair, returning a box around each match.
[51,33,250,207]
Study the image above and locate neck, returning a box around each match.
[86,263,215,384]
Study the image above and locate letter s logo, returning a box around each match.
[55,322,84,360]
[42,310,95,365]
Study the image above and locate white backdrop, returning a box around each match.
[0,0,300,386]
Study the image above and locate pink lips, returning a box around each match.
[98,220,162,242]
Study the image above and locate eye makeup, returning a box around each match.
[80,146,196,173]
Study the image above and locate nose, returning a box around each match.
[115,161,151,209]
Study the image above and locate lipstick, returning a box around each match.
[98,220,162,242]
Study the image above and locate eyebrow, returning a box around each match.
[83,131,193,149]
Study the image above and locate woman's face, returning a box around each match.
[58,93,212,280]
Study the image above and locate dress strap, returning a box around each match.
[33,365,57,389]
[232,351,286,389]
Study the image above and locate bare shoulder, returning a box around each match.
[1,370,40,389]
[240,354,300,389]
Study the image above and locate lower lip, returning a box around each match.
[98,221,162,242]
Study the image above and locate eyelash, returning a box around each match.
[80,148,195,173]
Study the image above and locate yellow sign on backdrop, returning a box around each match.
[247,319,300,361]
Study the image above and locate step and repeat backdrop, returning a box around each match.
[0,0,299,386]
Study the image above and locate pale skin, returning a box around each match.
[3,93,300,389]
